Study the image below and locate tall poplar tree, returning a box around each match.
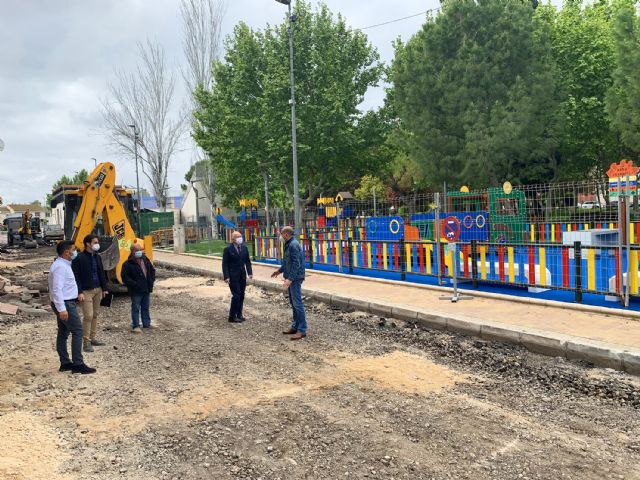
[606,0,640,156]
[390,0,563,188]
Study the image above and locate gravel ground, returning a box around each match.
[0,248,639,480]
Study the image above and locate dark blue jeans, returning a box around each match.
[131,293,151,328]
[288,280,307,334]
[54,300,84,366]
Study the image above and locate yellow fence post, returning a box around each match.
[631,250,639,296]
[508,247,515,283]
[587,248,596,291]
[425,244,432,274]
[383,243,388,270]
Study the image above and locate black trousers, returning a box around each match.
[52,300,84,366]
[228,275,246,319]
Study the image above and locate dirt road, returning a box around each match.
[1,249,639,480]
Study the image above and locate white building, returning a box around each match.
[180,180,235,226]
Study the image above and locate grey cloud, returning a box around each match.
[0,0,469,203]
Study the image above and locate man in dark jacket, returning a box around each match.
[222,231,253,323]
[121,242,156,333]
[72,234,108,352]
[271,226,307,340]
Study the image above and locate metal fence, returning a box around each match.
[246,179,640,308]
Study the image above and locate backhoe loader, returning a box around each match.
[58,162,153,290]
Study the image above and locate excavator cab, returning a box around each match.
[50,162,153,291]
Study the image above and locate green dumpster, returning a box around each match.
[140,211,174,237]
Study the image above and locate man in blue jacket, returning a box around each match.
[271,226,307,340]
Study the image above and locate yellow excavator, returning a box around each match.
[67,162,153,290]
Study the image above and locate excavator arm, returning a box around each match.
[71,162,150,284]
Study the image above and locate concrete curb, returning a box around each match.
[157,250,640,320]
[156,259,640,375]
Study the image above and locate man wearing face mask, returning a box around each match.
[222,231,253,323]
[49,241,96,374]
[271,226,307,340]
[72,234,109,352]
[121,242,156,333]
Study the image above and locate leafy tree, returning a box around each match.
[539,0,620,179]
[46,169,89,207]
[606,0,640,156]
[390,0,563,188]
[354,175,386,200]
[193,1,387,209]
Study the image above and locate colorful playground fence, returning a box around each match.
[253,235,636,303]
[222,177,640,307]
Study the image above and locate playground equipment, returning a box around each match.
[239,199,259,228]
[409,187,526,243]
[316,194,355,228]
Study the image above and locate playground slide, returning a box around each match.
[216,214,236,229]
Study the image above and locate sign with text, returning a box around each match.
[608,160,639,198]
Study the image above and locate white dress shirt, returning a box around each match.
[48,256,79,312]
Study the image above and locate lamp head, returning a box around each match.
[275,0,291,4]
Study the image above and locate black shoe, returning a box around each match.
[71,364,97,374]
[228,318,242,323]
[59,363,73,372]
[91,339,106,346]
[236,316,246,322]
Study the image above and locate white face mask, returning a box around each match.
[92,243,101,252]
[235,237,243,245]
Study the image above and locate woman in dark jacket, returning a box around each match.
[121,243,156,332]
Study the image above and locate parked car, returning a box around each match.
[43,224,65,241]
[579,201,602,209]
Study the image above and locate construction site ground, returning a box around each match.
[1,247,640,480]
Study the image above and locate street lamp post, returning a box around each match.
[262,172,271,229]
[275,0,301,232]
[128,124,143,238]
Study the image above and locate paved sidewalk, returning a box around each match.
[155,251,640,373]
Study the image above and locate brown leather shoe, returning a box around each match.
[282,328,297,335]
[290,333,306,341]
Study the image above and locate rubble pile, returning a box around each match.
[0,254,51,323]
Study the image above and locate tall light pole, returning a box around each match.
[128,124,142,238]
[91,157,97,168]
[275,0,301,231]
[263,172,271,229]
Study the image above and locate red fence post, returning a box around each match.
[393,244,399,271]
[615,249,621,294]
[498,246,505,281]
[462,245,470,278]
[562,247,570,288]
[528,246,535,285]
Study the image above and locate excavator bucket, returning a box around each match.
[100,237,121,272]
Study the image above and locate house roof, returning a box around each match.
[335,192,354,201]
[7,203,47,213]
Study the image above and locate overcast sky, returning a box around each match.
[0,0,554,205]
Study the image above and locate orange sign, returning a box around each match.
[607,160,639,179]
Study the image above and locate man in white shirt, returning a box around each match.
[49,240,96,374]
